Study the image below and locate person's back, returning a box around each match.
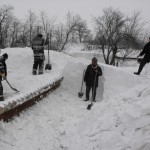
[32,34,45,54]
[32,34,45,75]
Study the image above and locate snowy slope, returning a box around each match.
[0,47,150,150]
[0,48,65,108]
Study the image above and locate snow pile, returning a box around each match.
[0,48,64,109]
[0,47,150,150]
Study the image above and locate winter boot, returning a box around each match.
[32,71,37,75]
[84,99,89,101]
[134,72,140,75]
[38,72,43,75]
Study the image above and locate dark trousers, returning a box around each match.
[86,85,97,100]
[33,59,44,75]
[137,60,147,74]
[0,81,3,100]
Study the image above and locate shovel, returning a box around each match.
[45,34,52,70]
[6,79,19,92]
[78,69,85,98]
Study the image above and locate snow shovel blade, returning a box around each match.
[11,87,19,92]
[78,92,84,98]
[87,103,93,110]
[45,64,52,70]
[6,79,19,92]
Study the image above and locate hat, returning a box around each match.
[2,53,8,59]
[92,57,98,62]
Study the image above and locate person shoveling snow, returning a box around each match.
[0,53,8,101]
[84,57,103,109]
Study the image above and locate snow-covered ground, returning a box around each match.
[65,43,104,62]
[0,46,150,150]
[0,48,64,108]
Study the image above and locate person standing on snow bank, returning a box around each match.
[84,57,103,102]
[0,53,8,101]
[32,33,48,75]
[134,37,150,75]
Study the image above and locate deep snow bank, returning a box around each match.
[61,56,145,101]
[62,50,150,150]
[64,47,146,99]
[0,48,67,108]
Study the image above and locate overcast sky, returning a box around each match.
[1,0,150,30]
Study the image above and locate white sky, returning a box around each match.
[0,0,150,30]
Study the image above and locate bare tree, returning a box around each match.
[26,10,37,46]
[19,22,30,47]
[95,8,126,65]
[94,8,145,65]
[40,11,49,35]
[9,17,22,47]
[117,11,147,64]
[0,5,14,48]
[54,23,64,50]
[39,11,57,50]
[60,12,84,51]
[76,19,88,43]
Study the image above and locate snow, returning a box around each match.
[0,46,150,150]
[0,48,64,109]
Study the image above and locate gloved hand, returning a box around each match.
[137,54,140,58]
[95,69,99,73]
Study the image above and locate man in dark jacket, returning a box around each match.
[84,57,103,102]
[32,33,47,75]
[0,53,8,101]
[134,37,150,75]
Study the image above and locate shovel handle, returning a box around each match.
[92,72,97,100]
[6,79,12,88]
[6,79,19,92]
[47,34,50,64]
[80,69,85,92]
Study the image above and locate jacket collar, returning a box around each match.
[91,64,97,69]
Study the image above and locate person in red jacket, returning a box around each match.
[84,57,103,102]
